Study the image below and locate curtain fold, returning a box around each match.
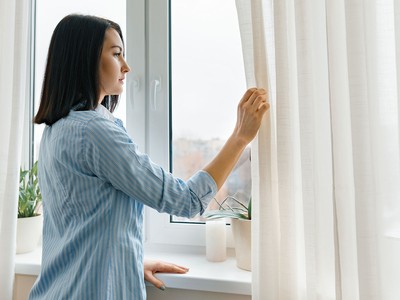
[236,0,400,299]
[325,1,360,298]
[236,0,280,298]
[0,0,30,299]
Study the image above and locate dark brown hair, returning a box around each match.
[34,14,124,125]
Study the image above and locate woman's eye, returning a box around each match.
[114,53,121,57]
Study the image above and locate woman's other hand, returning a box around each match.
[143,259,189,290]
[233,87,269,146]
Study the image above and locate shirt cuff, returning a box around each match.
[186,170,218,214]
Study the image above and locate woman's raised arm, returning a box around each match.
[203,88,269,190]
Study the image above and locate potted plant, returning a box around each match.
[204,195,252,271]
[16,160,43,254]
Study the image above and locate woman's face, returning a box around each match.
[98,28,130,102]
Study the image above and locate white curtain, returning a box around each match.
[0,0,31,299]
[236,0,400,299]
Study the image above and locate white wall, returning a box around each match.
[13,275,251,300]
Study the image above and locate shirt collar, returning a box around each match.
[95,104,115,122]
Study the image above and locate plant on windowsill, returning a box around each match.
[204,195,251,220]
[204,195,252,271]
[16,160,43,254]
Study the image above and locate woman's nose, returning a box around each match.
[122,59,131,73]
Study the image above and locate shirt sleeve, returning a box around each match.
[83,116,217,218]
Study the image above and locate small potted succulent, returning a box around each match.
[16,161,43,254]
[204,195,252,271]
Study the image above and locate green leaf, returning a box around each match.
[18,160,42,218]
[248,198,252,220]
[204,209,250,220]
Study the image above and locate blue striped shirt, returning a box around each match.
[29,106,217,300]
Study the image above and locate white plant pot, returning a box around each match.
[231,218,251,271]
[16,215,43,254]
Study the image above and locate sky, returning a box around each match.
[171,0,246,140]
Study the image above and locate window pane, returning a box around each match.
[170,0,250,222]
[34,1,126,159]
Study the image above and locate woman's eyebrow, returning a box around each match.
[111,45,123,51]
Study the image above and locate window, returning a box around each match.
[170,0,249,223]
[127,0,248,246]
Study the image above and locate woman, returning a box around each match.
[29,14,269,299]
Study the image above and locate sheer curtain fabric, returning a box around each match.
[236,0,400,299]
[0,0,31,299]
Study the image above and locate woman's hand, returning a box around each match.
[144,259,189,290]
[233,88,269,146]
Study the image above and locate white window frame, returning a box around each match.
[22,0,37,169]
[126,0,234,247]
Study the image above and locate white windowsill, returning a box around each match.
[15,244,251,295]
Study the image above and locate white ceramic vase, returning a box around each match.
[231,218,251,271]
[16,215,43,254]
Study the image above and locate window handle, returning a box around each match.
[129,77,140,109]
[151,77,161,110]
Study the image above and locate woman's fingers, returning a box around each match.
[258,101,270,114]
[233,87,270,144]
[248,88,267,105]
[238,88,269,116]
[239,88,268,115]
[252,93,269,112]
[239,87,258,104]
[156,262,189,274]
[144,268,166,290]
[143,260,190,290]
